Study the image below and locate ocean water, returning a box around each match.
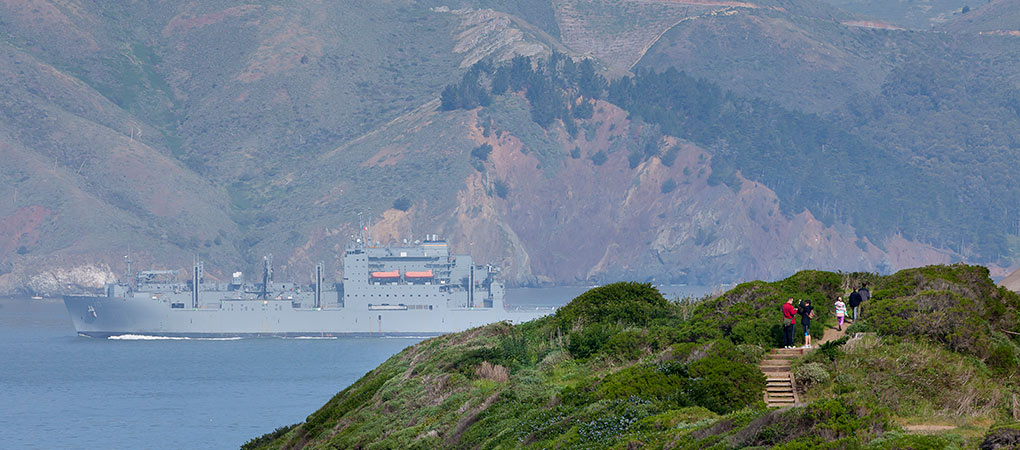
[0,284,709,449]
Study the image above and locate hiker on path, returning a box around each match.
[834,296,847,331]
[797,299,815,348]
[859,283,870,303]
[848,289,863,323]
[782,297,797,348]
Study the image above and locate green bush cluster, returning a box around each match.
[554,282,671,330]
[865,265,1020,368]
[595,355,763,415]
[679,270,841,347]
[566,324,613,360]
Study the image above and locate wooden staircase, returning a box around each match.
[760,347,804,407]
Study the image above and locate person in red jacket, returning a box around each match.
[782,297,798,348]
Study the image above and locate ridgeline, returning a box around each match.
[245,265,1020,449]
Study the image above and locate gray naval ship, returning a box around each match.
[64,237,551,338]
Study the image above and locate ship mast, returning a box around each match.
[258,254,273,300]
[314,262,323,309]
[192,257,202,309]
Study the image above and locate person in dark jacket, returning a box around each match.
[797,299,815,348]
[848,289,863,322]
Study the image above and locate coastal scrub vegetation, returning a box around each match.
[245,264,1020,449]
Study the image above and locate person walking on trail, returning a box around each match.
[797,299,815,348]
[834,296,847,331]
[782,298,797,349]
[848,289,863,323]
[859,283,870,303]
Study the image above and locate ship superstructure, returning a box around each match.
[64,238,548,338]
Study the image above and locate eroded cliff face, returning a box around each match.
[363,99,967,287]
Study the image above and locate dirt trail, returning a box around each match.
[901,424,958,433]
[815,324,846,346]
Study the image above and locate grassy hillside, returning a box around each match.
[244,264,1020,449]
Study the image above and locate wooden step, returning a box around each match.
[768,393,795,399]
[764,372,791,378]
[769,354,800,360]
[766,386,793,392]
[760,366,793,373]
[770,348,806,355]
[759,362,792,368]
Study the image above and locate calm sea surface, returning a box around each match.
[0,285,709,449]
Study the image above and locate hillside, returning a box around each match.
[2,0,1020,293]
[818,0,972,29]
[632,0,1020,265]
[938,0,1020,34]
[243,264,1020,449]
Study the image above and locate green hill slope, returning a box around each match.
[244,264,1020,449]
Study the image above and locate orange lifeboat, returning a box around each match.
[405,270,434,278]
[370,270,400,278]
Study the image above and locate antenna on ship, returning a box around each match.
[124,253,132,283]
[259,254,273,300]
[357,212,367,246]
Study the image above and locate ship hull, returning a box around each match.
[64,295,549,338]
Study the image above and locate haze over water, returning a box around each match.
[0,285,708,449]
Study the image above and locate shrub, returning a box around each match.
[987,343,1019,376]
[560,376,599,406]
[832,373,855,395]
[492,179,509,199]
[572,101,594,119]
[812,335,848,362]
[475,361,509,383]
[981,424,1020,450]
[16,245,28,255]
[793,362,830,394]
[591,150,608,166]
[660,147,679,167]
[628,150,643,169]
[598,363,692,406]
[470,143,493,161]
[567,324,614,359]
[688,355,766,414]
[570,146,581,159]
[604,329,649,361]
[392,196,411,211]
[844,319,874,335]
[661,178,677,194]
[555,282,671,330]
